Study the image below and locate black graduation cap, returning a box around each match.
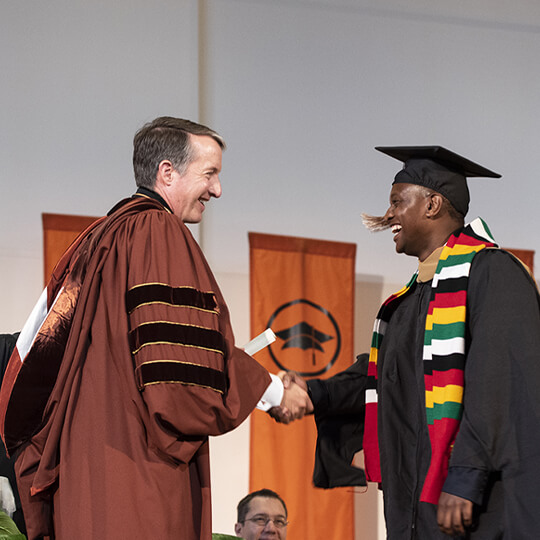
[375,146,501,216]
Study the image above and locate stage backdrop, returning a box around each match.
[503,247,535,276]
[249,232,356,540]
[42,213,100,286]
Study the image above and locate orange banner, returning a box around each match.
[503,247,535,276]
[42,213,100,286]
[249,232,356,540]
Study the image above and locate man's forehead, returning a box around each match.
[389,182,421,197]
[188,134,223,166]
[189,133,223,151]
[248,496,286,516]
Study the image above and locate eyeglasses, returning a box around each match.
[244,516,289,529]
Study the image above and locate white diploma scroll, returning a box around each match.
[243,328,276,356]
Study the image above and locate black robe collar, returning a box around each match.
[134,187,173,214]
[107,187,174,217]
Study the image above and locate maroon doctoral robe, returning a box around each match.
[0,194,270,539]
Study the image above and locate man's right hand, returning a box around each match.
[280,370,308,392]
[268,371,313,424]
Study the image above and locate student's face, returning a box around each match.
[235,497,288,540]
[168,134,222,223]
[383,183,431,259]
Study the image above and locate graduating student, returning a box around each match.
[276,146,540,539]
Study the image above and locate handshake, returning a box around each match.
[268,371,314,424]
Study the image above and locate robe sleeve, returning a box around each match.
[445,249,540,512]
[308,354,368,488]
[123,210,271,461]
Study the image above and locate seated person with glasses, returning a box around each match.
[235,489,288,539]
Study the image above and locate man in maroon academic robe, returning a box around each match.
[0,117,309,539]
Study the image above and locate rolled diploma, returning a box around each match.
[243,328,276,356]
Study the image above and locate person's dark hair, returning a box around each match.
[133,116,225,188]
[419,186,465,225]
[440,194,465,224]
[236,489,288,523]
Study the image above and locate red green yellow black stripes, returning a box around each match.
[421,217,496,502]
[364,273,417,482]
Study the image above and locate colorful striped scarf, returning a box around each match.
[363,217,497,504]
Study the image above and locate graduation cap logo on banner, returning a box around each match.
[376,145,501,216]
[266,298,341,376]
[275,321,334,353]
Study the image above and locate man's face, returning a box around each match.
[383,183,431,258]
[235,496,288,540]
[168,134,223,223]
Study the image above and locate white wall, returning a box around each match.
[2,0,540,537]
[0,0,200,330]
[201,0,540,285]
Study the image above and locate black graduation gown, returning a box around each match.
[0,334,18,381]
[312,249,540,539]
[378,249,540,539]
[0,333,25,534]
[308,354,368,489]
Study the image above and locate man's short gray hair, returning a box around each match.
[133,116,225,189]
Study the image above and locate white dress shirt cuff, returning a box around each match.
[256,374,284,411]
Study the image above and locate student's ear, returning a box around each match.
[426,193,443,217]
